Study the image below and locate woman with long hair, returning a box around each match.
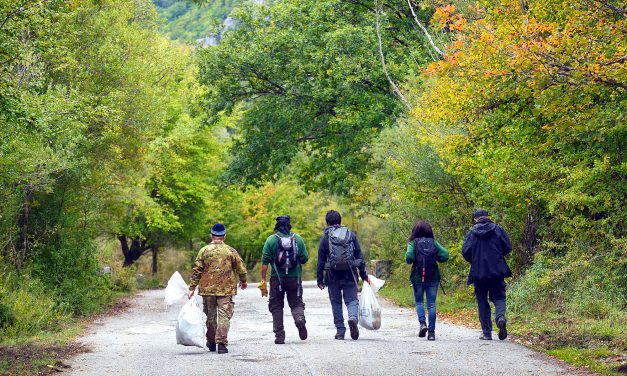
[405,220,449,340]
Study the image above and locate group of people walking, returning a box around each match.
[187,209,512,354]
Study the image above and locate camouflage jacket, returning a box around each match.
[189,241,247,296]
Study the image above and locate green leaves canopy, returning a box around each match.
[197,0,415,193]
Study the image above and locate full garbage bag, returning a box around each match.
[359,276,383,330]
[176,296,206,348]
[164,271,189,306]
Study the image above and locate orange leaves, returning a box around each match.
[432,4,456,29]
[432,4,466,32]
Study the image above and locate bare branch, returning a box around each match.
[374,0,411,110]
[406,0,444,57]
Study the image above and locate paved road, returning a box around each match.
[68,282,578,376]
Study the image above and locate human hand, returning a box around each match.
[364,277,370,284]
[187,290,194,299]
[240,281,248,290]
[318,283,325,290]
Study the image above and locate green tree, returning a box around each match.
[197,0,437,194]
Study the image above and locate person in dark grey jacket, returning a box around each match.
[462,209,512,340]
[317,210,369,341]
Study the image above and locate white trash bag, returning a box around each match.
[176,297,206,348]
[368,275,386,293]
[359,275,384,330]
[164,271,189,306]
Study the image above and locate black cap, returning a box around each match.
[276,215,291,224]
[473,209,489,219]
[211,223,226,236]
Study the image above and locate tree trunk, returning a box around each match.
[151,244,158,276]
[119,235,150,267]
[119,235,131,266]
[16,182,34,272]
[520,203,539,269]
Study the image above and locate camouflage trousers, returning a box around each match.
[202,295,234,345]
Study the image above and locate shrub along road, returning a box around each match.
[68,282,584,376]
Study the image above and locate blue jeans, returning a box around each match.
[473,278,507,337]
[327,279,359,335]
[412,281,439,332]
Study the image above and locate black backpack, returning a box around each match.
[275,233,299,273]
[413,237,438,282]
[326,226,356,271]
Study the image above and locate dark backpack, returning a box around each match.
[413,237,438,282]
[275,233,299,273]
[326,226,356,271]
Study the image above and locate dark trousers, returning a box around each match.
[327,278,359,335]
[473,278,507,336]
[268,277,305,340]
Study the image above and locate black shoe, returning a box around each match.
[206,341,216,352]
[348,319,359,340]
[497,319,508,340]
[427,331,435,341]
[296,320,308,340]
[419,322,428,338]
[334,333,345,340]
[217,344,228,354]
[274,338,285,344]
[479,335,493,340]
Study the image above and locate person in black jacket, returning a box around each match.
[462,209,512,340]
[317,210,369,341]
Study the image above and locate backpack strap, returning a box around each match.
[412,238,419,269]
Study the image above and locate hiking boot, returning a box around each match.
[348,319,359,340]
[334,333,345,340]
[419,322,428,338]
[296,320,308,341]
[217,344,228,354]
[274,338,285,344]
[427,331,435,341]
[479,335,493,340]
[497,319,508,340]
[206,340,216,352]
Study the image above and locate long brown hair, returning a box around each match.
[409,220,434,241]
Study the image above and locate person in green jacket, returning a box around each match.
[405,220,449,341]
[260,215,309,344]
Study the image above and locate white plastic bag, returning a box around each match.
[176,297,206,348]
[359,280,382,330]
[165,271,189,306]
[368,274,386,293]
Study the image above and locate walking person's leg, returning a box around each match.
[412,282,428,337]
[215,296,234,353]
[474,281,493,339]
[424,282,439,340]
[203,296,218,351]
[285,278,307,340]
[327,280,346,338]
[488,279,508,340]
[268,277,287,344]
[341,279,359,340]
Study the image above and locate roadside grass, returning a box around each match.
[379,278,626,376]
[0,322,83,376]
[0,291,130,376]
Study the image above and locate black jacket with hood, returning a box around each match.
[462,218,512,284]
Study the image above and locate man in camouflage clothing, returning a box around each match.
[188,223,247,354]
